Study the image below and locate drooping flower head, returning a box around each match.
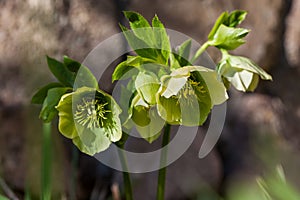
[218,53,272,92]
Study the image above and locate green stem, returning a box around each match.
[156,124,171,200]
[41,122,52,200]
[70,146,78,200]
[117,139,133,200]
[191,41,210,64]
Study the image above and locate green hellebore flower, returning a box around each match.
[157,66,228,126]
[123,92,165,143]
[55,87,122,156]
[218,54,272,92]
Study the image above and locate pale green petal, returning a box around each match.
[228,56,272,80]
[72,130,111,156]
[135,106,165,143]
[198,70,228,105]
[56,93,78,139]
[239,70,254,88]
[228,71,246,91]
[135,72,160,105]
[157,95,181,125]
[248,74,259,92]
[228,70,257,92]
[180,65,228,105]
[160,75,188,98]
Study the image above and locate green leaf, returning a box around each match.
[174,39,192,67]
[112,61,137,82]
[47,56,75,87]
[112,56,154,81]
[73,65,99,90]
[225,10,247,27]
[208,11,228,40]
[210,25,249,50]
[152,15,171,64]
[120,24,159,60]
[31,82,63,104]
[123,11,154,46]
[40,87,70,122]
[135,72,160,105]
[208,10,247,40]
[123,11,151,28]
[63,56,81,73]
[170,53,182,70]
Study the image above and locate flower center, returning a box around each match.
[74,98,111,129]
[178,79,205,98]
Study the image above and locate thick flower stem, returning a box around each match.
[117,141,133,200]
[191,41,210,64]
[156,123,171,200]
[41,122,52,200]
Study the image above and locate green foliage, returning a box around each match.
[31,82,63,104]
[32,10,272,153]
[208,10,247,40]
[209,25,249,50]
[39,87,70,122]
[46,56,76,87]
[31,9,275,200]
[256,166,300,200]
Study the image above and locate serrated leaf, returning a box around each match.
[208,11,228,40]
[170,53,182,70]
[210,25,249,50]
[112,56,155,82]
[135,72,160,105]
[208,10,247,40]
[120,24,159,60]
[112,61,138,82]
[63,56,81,73]
[47,56,75,87]
[225,10,247,27]
[174,39,192,66]
[40,87,70,122]
[73,65,99,90]
[152,15,171,64]
[123,11,155,46]
[31,82,63,104]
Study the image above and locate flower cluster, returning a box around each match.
[32,10,272,156]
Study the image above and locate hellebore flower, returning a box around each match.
[156,66,228,126]
[56,87,122,156]
[218,53,272,92]
[122,71,165,143]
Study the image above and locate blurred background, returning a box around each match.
[0,0,300,199]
